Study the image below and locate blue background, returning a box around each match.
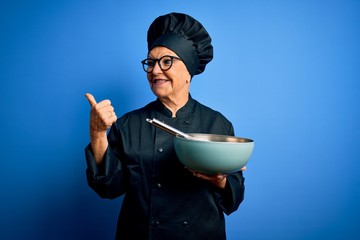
[1,0,359,239]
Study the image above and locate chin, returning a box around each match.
[152,89,168,99]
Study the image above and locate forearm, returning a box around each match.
[90,131,108,164]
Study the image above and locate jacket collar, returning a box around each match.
[154,94,196,118]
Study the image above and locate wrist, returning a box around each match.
[90,130,107,138]
[215,177,227,189]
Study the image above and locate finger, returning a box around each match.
[85,93,97,107]
[108,112,117,123]
[96,100,113,109]
[102,111,117,125]
[98,106,116,120]
[102,116,117,131]
[192,171,217,180]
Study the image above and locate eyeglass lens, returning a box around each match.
[142,56,175,73]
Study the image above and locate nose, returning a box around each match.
[152,60,162,74]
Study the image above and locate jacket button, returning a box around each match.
[158,148,163,153]
[157,183,161,188]
[182,221,188,227]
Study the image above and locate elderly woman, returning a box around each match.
[85,12,245,240]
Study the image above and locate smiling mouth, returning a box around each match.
[153,79,169,85]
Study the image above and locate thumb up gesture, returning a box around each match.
[85,93,117,133]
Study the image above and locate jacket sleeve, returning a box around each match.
[85,124,127,199]
[213,171,245,215]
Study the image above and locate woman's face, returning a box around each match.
[146,46,191,104]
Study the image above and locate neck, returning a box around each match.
[160,94,189,117]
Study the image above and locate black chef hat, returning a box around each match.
[147,12,213,77]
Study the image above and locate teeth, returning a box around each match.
[154,79,166,83]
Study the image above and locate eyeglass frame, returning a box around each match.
[141,55,182,73]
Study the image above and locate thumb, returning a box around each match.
[85,93,97,107]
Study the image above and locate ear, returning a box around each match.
[186,74,192,83]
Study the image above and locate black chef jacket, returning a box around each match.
[85,95,245,240]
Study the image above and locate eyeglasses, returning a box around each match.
[141,55,182,73]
